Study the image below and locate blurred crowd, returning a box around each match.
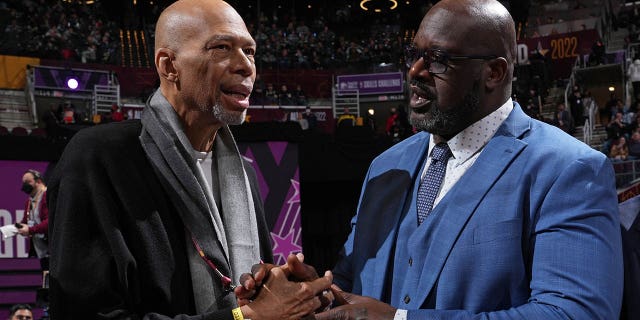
[0,0,425,72]
[0,0,119,64]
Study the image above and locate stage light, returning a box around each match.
[67,77,79,90]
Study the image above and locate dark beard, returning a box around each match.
[409,79,481,138]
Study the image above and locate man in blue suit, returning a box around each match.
[317,0,624,319]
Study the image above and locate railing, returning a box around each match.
[583,118,592,145]
[24,67,37,125]
[332,89,360,119]
[613,159,640,188]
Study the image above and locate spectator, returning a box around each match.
[278,84,294,105]
[524,98,542,120]
[628,130,640,159]
[610,136,629,161]
[553,102,573,133]
[337,107,356,127]
[250,74,265,105]
[293,84,307,106]
[109,104,125,122]
[17,169,49,271]
[303,107,318,131]
[590,40,606,66]
[568,85,584,126]
[8,304,32,320]
[604,111,630,155]
[602,93,620,125]
[296,111,309,130]
[385,107,398,136]
[264,83,278,105]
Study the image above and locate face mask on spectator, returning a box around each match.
[21,183,34,195]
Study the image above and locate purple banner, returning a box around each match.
[238,141,301,265]
[33,66,110,91]
[337,72,404,95]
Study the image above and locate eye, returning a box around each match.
[243,47,256,57]
[430,51,447,64]
[208,44,231,51]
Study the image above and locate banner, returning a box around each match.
[238,141,301,265]
[517,29,600,79]
[33,65,111,92]
[337,72,404,95]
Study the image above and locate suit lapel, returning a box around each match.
[366,133,431,298]
[412,104,531,305]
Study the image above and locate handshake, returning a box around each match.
[233,253,395,320]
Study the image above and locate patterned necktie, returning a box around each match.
[417,142,452,225]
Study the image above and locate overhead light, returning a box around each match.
[66,77,79,90]
[361,0,398,12]
[368,108,375,115]
[609,86,615,92]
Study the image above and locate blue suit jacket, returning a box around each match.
[332,104,623,319]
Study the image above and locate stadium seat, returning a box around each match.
[10,127,28,136]
[30,128,47,137]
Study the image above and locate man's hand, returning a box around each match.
[239,267,333,320]
[17,224,29,236]
[314,285,397,320]
[235,253,319,305]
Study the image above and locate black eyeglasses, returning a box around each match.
[405,46,498,74]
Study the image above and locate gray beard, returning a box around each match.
[410,80,481,137]
[212,102,246,125]
[202,96,246,125]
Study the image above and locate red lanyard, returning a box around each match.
[189,233,236,291]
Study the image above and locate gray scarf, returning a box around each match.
[139,90,261,313]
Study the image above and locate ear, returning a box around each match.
[485,57,508,90]
[155,48,178,82]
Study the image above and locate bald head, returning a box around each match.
[155,0,241,52]
[423,0,516,71]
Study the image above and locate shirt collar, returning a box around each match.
[429,98,513,164]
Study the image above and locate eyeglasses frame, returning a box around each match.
[405,46,499,74]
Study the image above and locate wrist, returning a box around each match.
[239,305,253,320]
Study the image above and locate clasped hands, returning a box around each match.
[234,253,396,320]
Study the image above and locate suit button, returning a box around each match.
[409,257,413,266]
[404,295,411,304]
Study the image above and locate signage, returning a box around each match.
[337,72,404,95]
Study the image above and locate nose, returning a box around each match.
[230,48,254,77]
[407,58,434,84]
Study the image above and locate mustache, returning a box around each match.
[409,79,436,100]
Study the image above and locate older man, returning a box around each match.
[48,0,331,319]
[319,0,623,319]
